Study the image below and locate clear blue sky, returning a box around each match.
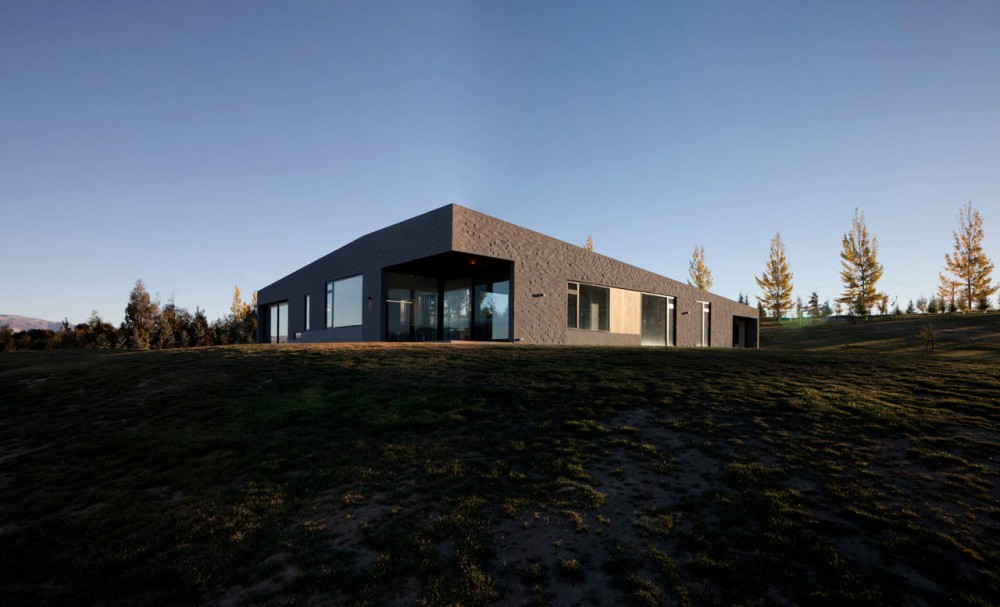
[3,1,998,325]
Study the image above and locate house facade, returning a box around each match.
[257,204,758,347]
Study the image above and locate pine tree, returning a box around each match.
[122,279,158,349]
[755,233,793,321]
[808,292,820,318]
[584,234,594,252]
[927,296,939,314]
[688,245,713,291]
[838,209,884,316]
[906,300,915,314]
[942,202,997,310]
[192,307,211,347]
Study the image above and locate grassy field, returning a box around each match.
[0,317,998,606]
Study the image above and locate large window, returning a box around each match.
[326,275,364,328]
[696,301,710,347]
[444,278,471,340]
[641,294,677,346]
[567,282,609,331]
[268,302,288,343]
[474,279,509,340]
[386,273,438,342]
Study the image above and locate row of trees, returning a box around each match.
[0,280,257,352]
[718,202,995,320]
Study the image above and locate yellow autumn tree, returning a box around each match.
[837,209,884,316]
[584,234,594,252]
[688,245,713,291]
[941,202,997,311]
[755,233,794,321]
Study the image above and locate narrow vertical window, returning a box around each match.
[666,296,676,346]
[696,301,710,347]
[567,282,579,329]
[305,295,311,331]
[326,282,333,328]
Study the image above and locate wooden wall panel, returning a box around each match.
[610,288,641,335]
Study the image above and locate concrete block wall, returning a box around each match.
[452,205,758,347]
[258,203,758,347]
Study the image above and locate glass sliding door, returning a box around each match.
[641,294,667,346]
[474,280,510,341]
[443,278,471,340]
[268,302,288,343]
[386,273,438,342]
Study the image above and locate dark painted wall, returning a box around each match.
[257,205,453,343]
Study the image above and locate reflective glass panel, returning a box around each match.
[444,278,471,340]
[333,275,363,328]
[696,301,710,346]
[578,284,609,331]
[474,280,509,340]
[641,294,667,346]
[567,291,578,328]
[386,273,438,342]
[269,302,288,343]
[666,297,676,346]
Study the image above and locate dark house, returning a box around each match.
[257,204,758,347]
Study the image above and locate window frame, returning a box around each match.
[326,274,364,329]
[696,300,711,347]
[567,281,610,332]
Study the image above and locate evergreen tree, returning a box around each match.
[122,279,158,349]
[687,245,713,291]
[977,294,992,312]
[191,307,211,347]
[927,296,939,314]
[906,300,915,314]
[0,325,13,352]
[808,292,820,318]
[156,301,178,349]
[942,202,997,310]
[820,300,833,317]
[838,209,884,316]
[754,233,793,321]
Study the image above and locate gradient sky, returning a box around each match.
[3,1,999,325]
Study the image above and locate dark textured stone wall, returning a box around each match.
[257,204,758,347]
[451,205,759,347]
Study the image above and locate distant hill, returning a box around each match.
[0,315,63,332]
